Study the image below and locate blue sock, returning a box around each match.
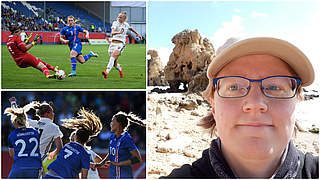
[71,57,77,72]
[83,53,92,62]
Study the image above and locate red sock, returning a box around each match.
[39,60,55,70]
[42,67,50,76]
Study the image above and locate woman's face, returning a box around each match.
[117,14,126,23]
[46,107,55,120]
[110,117,121,133]
[68,17,74,26]
[211,54,298,160]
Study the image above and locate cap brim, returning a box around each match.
[207,37,314,86]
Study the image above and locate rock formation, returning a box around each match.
[148,50,168,86]
[164,29,215,92]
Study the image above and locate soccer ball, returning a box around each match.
[55,70,66,80]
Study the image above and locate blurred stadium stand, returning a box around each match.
[1,1,146,39]
[1,91,146,178]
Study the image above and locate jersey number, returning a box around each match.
[110,147,116,156]
[35,128,44,138]
[63,149,73,159]
[15,138,39,157]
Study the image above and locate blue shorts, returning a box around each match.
[69,42,82,55]
[8,167,41,178]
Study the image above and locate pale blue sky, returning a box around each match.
[148,1,319,49]
[147,1,320,88]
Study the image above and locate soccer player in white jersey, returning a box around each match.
[9,98,63,173]
[102,11,142,79]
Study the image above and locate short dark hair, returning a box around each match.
[113,112,145,131]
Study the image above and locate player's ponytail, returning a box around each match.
[114,111,145,131]
[4,101,38,127]
[62,108,102,144]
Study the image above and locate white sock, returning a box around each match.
[106,57,115,73]
[115,64,121,72]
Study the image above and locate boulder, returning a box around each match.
[164,29,215,92]
[148,50,168,86]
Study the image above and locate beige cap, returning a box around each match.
[207,37,315,87]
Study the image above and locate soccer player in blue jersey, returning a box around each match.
[5,103,42,178]
[43,108,102,179]
[93,112,145,178]
[60,16,98,77]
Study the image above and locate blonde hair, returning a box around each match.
[118,11,128,22]
[67,15,81,26]
[62,108,102,144]
[4,101,40,127]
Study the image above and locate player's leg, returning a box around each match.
[35,62,51,78]
[23,54,54,78]
[113,44,125,78]
[74,42,98,63]
[102,44,120,79]
[102,51,120,79]
[38,59,58,72]
[69,50,78,77]
[113,58,123,78]
[82,50,99,62]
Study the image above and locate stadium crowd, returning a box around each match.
[1,92,146,153]
[1,8,103,33]
[1,8,64,32]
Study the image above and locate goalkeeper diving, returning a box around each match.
[6,25,60,79]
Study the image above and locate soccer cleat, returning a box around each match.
[68,71,77,77]
[101,70,108,79]
[47,74,57,79]
[119,67,123,78]
[54,66,59,72]
[90,51,99,57]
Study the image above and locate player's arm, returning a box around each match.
[24,33,33,43]
[111,27,123,36]
[9,148,14,157]
[109,149,142,166]
[80,168,88,179]
[83,29,90,39]
[60,35,69,44]
[91,153,109,168]
[48,136,63,160]
[129,27,142,39]
[95,154,103,162]
[9,97,18,108]
[19,34,39,51]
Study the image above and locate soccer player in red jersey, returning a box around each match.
[6,25,58,79]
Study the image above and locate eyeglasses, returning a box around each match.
[213,76,301,99]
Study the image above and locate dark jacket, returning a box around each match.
[161,138,319,179]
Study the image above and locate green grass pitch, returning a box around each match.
[1,44,146,89]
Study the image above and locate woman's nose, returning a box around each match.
[242,84,268,113]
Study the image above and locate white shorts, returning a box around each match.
[108,43,126,56]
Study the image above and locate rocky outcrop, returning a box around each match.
[164,29,215,92]
[148,50,168,86]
